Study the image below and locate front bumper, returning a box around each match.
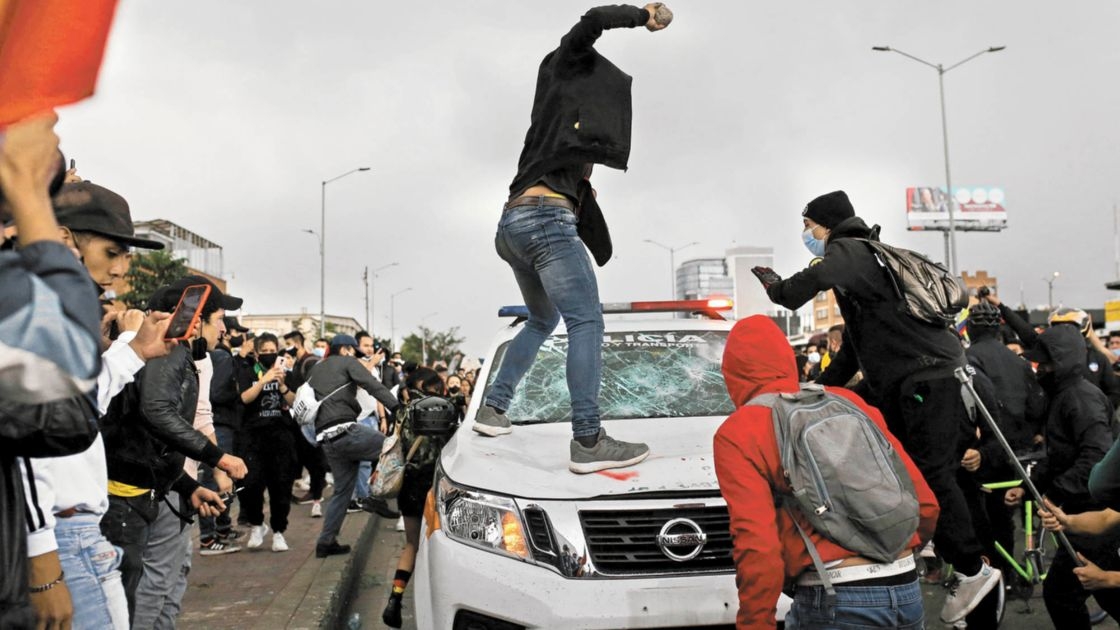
[414,528,748,629]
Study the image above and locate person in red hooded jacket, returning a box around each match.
[713,316,939,629]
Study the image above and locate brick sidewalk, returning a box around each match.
[178,489,379,630]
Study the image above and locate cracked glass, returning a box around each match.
[484,330,733,423]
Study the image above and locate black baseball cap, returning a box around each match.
[52,182,165,250]
[224,316,250,333]
[154,275,243,313]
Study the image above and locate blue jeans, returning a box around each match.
[56,514,129,630]
[485,203,604,439]
[786,579,924,629]
[353,416,378,500]
[318,423,385,546]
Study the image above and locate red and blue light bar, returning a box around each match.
[498,298,734,320]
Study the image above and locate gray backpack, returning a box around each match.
[747,385,919,598]
[857,238,969,327]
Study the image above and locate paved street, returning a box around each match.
[174,490,1120,629]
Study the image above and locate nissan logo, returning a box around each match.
[656,518,707,562]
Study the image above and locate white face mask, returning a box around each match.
[312,348,325,358]
[808,351,821,364]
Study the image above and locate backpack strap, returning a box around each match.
[786,504,838,608]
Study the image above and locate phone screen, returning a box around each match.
[164,285,211,341]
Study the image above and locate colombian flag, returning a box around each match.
[0,0,119,128]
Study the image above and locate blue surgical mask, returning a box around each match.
[802,228,827,257]
[312,348,326,358]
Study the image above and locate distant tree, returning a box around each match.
[120,250,188,309]
[399,325,465,366]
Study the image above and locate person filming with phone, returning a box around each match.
[237,332,300,552]
[98,277,247,619]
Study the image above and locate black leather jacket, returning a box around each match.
[102,344,223,493]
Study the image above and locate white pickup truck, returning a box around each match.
[413,300,791,629]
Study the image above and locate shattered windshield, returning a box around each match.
[484,330,733,423]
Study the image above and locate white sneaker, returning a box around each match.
[294,476,310,491]
[395,516,405,532]
[247,524,270,550]
[940,561,1001,624]
[920,541,936,559]
[272,532,289,552]
[325,473,335,487]
[311,501,322,518]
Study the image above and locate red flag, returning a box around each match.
[0,0,119,128]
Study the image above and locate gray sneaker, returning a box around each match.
[569,429,650,474]
[940,560,1001,624]
[472,405,513,437]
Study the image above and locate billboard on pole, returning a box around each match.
[906,186,1007,232]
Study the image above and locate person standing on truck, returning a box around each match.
[475,3,672,474]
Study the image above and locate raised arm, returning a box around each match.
[557,5,658,60]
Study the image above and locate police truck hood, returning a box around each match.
[440,416,724,499]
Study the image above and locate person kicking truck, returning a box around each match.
[475,3,673,474]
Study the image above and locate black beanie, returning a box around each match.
[802,190,855,230]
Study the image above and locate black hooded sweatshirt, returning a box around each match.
[966,327,1047,457]
[765,216,964,401]
[1030,325,1114,512]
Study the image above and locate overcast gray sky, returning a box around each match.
[56,1,1120,357]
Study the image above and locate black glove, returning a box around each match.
[751,266,782,290]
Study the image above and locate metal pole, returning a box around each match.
[390,292,396,352]
[938,66,958,276]
[942,231,950,271]
[954,367,1083,565]
[669,249,676,299]
[363,266,370,331]
[319,181,326,338]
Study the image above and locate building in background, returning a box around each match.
[811,290,843,332]
[676,258,735,302]
[961,270,998,297]
[133,219,227,291]
[240,312,363,341]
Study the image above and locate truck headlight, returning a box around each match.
[435,468,530,560]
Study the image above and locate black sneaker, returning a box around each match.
[315,541,351,558]
[382,596,403,628]
[472,405,513,437]
[360,497,401,519]
[346,500,362,514]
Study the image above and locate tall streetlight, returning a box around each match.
[1045,271,1060,311]
[643,239,698,299]
[872,45,1006,275]
[318,167,371,337]
[301,229,323,332]
[389,287,413,352]
[369,262,399,336]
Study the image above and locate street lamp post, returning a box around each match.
[872,45,1005,276]
[318,167,371,338]
[301,229,323,332]
[389,287,413,352]
[643,239,699,299]
[1045,271,1060,311]
[369,262,399,337]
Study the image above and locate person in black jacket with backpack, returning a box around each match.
[752,190,1001,626]
[475,4,670,475]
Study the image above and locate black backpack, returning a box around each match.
[857,238,968,327]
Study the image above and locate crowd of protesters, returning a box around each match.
[0,113,484,630]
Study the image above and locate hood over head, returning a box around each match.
[721,315,800,405]
[1025,324,1086,381]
